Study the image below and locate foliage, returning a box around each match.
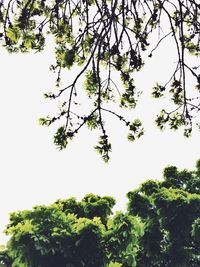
[2,160,200,265]
[0,194,143,267]
[127,159,200,266]
[0,0,200,160]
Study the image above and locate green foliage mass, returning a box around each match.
[0,194,142,267]
[1,160,200,266]
[127,159,200,267]
[0,1,200,161]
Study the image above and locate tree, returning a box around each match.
[127,159,200,266]
[0,194,143,267]
[0,0,199,161]
[1,160,200,266]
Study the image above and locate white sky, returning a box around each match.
[0,37,200,244]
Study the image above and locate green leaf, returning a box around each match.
[6,26,21,44]
[53,126,68,149]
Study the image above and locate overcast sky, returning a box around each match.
[0,37,200,244]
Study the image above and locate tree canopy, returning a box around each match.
[0,194,143,267]
[0,0,200,160]
[1,160,200,266]
[127,159,200,266]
